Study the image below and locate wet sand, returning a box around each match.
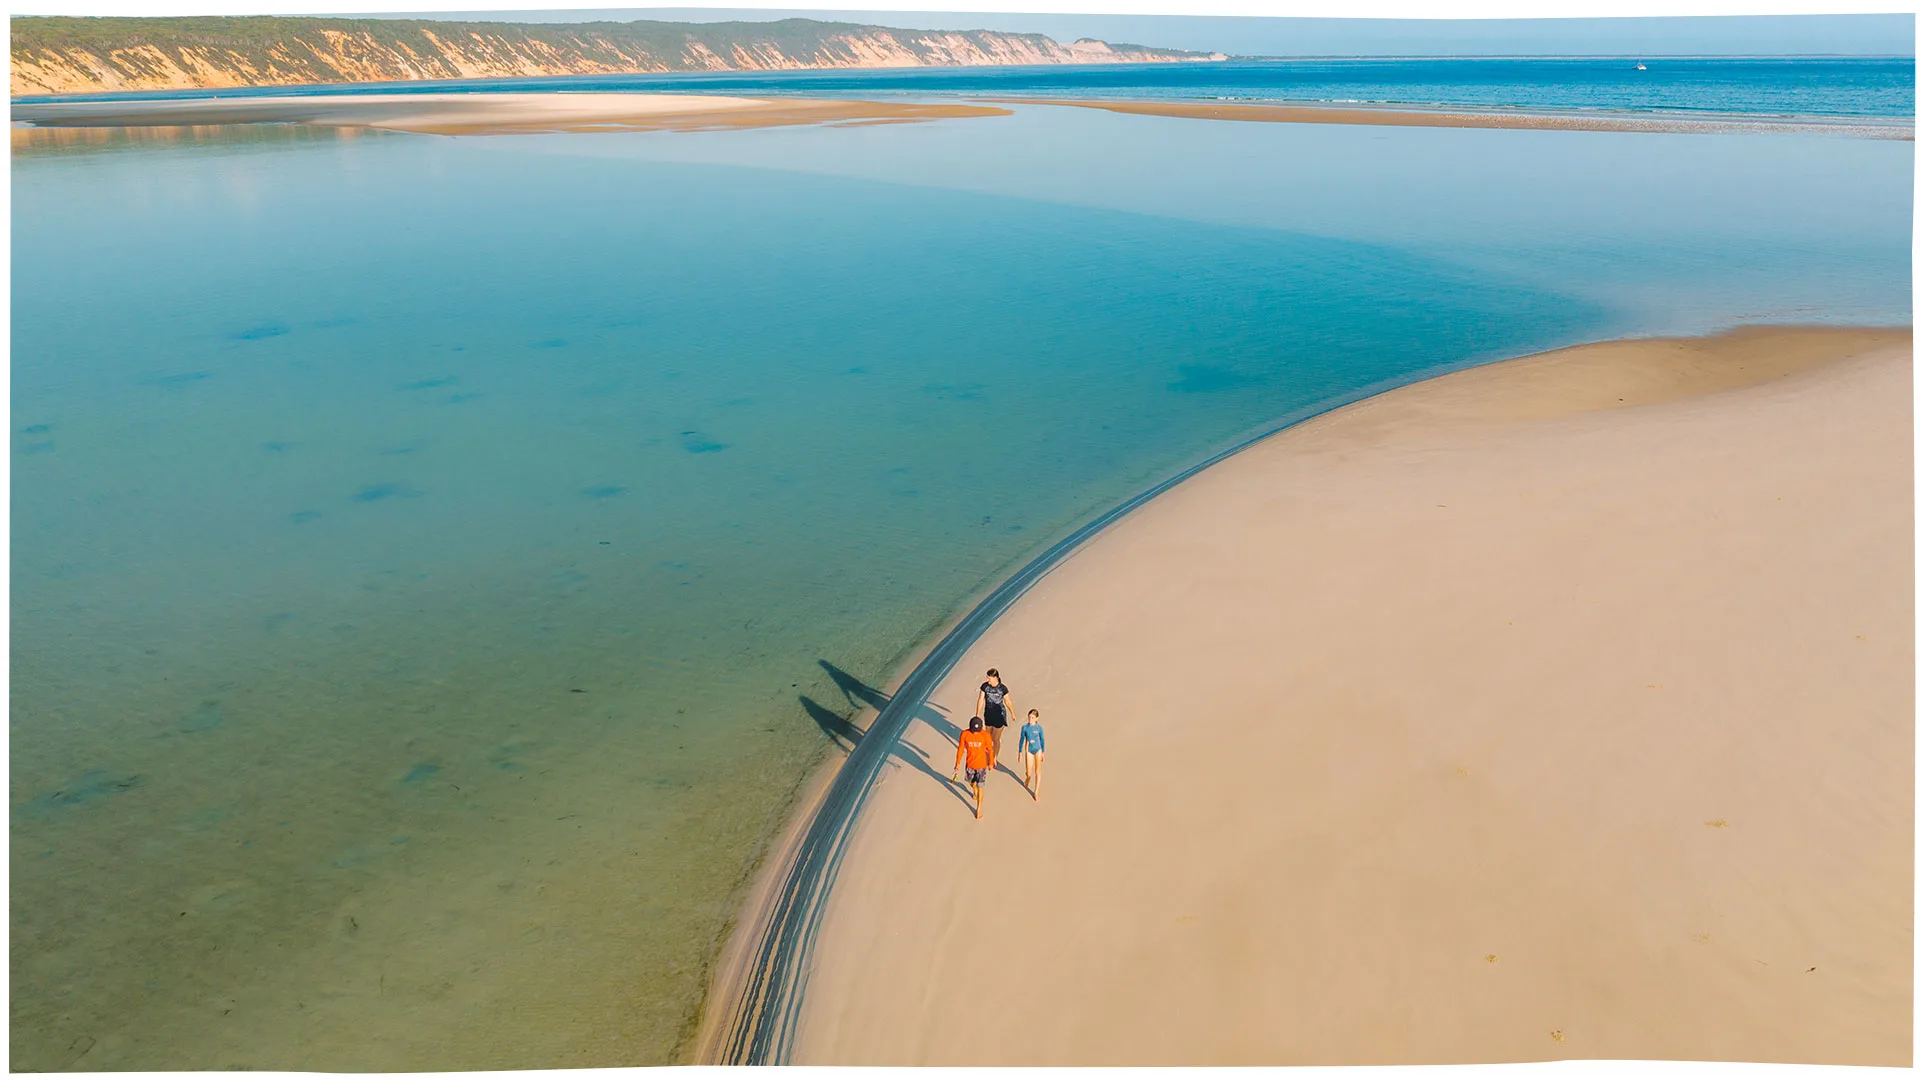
[791,325,1914,1065]
[991,98,1915,140]
[10,92,1009,135]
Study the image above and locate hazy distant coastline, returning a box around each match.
[8,15,1225,97]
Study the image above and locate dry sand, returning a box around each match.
[992,98,1916,141]
[10,93,1009,136]
[791,326,1914,1066]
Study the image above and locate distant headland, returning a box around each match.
[8,15,1228,97]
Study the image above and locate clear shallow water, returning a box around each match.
[10,106,1910,1070]
[15,57,1916,121]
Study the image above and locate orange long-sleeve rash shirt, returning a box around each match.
[955,728,994,772]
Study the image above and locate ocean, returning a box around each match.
[10,60,1912,1069]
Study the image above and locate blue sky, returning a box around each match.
[357,10,1916,55]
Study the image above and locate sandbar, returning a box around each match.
[10,92,1010,136]
[991,97,1915,140]
[791,325,1914,1065]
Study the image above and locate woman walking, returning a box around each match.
[975,668,1014,759]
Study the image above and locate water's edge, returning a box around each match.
[685,503,1074,1062]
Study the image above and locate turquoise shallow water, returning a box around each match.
[10,108,1911,1069]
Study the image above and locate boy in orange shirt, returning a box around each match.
[953,715,996,820]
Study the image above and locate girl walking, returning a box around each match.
[1017,709,1046,801]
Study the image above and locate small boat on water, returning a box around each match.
[1635,61,1648,70]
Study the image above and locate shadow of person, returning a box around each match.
[910,702,979,814]
[800,695,862,752]
[891,730,976,813]
[819,659,889,713]
[806,663,973,813]
[996,760,1032,798]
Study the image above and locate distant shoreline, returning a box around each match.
[9,93,1010,136]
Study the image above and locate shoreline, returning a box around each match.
[787,319,1912,1060]
[690,322,1913,1063]
[689,494,1151,1062]
[686,568,1001,1063]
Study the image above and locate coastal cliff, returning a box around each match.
[10,16,1227,97]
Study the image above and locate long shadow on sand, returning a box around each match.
[999,761,1034,799]
[806,660,973,813]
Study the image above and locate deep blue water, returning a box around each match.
[9,100,1911,1070]
[15,57,1915,120]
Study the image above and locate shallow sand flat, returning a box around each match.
[793,326,1913,1066]
[10,93,1010,135]
[993,98,1915,140]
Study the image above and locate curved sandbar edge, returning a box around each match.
[780,324,1913,1066]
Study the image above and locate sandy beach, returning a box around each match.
[785,325,1913,1066]
[9,92,1009,135]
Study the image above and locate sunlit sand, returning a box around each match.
[792,326,1913,1066]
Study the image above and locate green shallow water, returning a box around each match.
[10,113,1910,1069]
